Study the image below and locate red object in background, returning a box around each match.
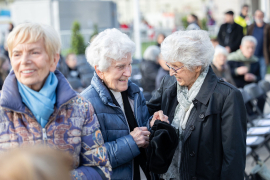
[120,24,129,29]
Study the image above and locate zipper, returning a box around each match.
[42,128,48,141]
[2,96,77,143]
[108,94,139,180]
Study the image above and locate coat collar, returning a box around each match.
[0,70,77,112]
[195,66,218,105]
[91,72,140,106]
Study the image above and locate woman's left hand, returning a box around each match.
[150,110,169,127]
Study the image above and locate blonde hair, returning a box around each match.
[0,147,72,180]
[7,23,61,61]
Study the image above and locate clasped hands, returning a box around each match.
[130,110,169,148]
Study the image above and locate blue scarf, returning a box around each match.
[17,72,58,128]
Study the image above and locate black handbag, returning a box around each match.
[146,120,179,174]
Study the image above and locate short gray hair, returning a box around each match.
[143,45,160,61]
[241,36,257,47]
[161,30,214,70]
[214,46,228,57]
[85,28,135,72]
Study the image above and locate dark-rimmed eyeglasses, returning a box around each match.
[166,62,184,74]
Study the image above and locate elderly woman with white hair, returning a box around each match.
[0,22,111,180]
[211,46,235,86]
[81,28,158,179]
[147,30,247,180]
[227,36,261,88]
[140,45,160,94]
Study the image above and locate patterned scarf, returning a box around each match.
[171,66,209,131]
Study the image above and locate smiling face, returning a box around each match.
[96,53,132,92]
[11,39,59,91]
[168,61,201,90]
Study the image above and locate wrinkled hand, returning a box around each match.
[130,127,150,148]
[236,66,249,75]
[244,73,256,82]
[150,110,169,127]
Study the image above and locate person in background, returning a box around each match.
[247,10,270,79]
[227,36,260,88]
[211,46,236,86]
[0,147,73,180]
[81,28,152,180]
[156,33,166,47]
[235,4,250,35]
[186,14,201,30]
[56,54,69,77]
[140,45,160,96]
[65,53,80,79]
[155,57,169,90]
[3,22,14,60]
[1,22,111,179]
[155,33,169,90]
[0,54,10,89]
[217,11,243,53]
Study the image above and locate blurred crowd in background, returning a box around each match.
[0,2,269,179]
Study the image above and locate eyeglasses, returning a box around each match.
[166,62,184,74]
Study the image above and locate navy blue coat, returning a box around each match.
[81,73,150,179]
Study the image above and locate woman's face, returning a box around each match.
[168,61,201,90]
[11,39,59,91]
[98,54,132,92]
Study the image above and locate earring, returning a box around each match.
[102,79,104,83]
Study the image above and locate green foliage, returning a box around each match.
[181,16,188,29]
[142,41,157,55]
[71,21,85,55]
[90,24,99,42]
[201,18,208,30]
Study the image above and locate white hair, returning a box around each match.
[214,46,228,57]
[241,36,257,46]
[85,28,135,72]
[143,45,160,62]
[160,30,214,70]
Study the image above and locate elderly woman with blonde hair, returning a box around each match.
[0,22,111,179]
[147,30,247,180]
[81,28,162,179]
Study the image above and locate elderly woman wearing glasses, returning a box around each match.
[0,23,111,179]
[147,30,247,180]
[81,28,162,179]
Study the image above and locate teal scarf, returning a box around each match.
[17,72,58,128]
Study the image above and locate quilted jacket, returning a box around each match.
[0,70,112,180]
[81,72,150,179]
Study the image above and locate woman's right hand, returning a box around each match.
[150,110,169,127]
[130,127,150,148]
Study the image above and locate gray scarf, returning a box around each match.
[172,66,209,131]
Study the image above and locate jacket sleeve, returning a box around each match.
[104,134,141,169]
[73,102,112,180]
[217,25,224,46]
[221,88,247,180]
[147,76,166,116]
[229,26,243,52]
[227,61,238,77]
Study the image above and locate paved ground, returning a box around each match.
[245,75,270,176]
